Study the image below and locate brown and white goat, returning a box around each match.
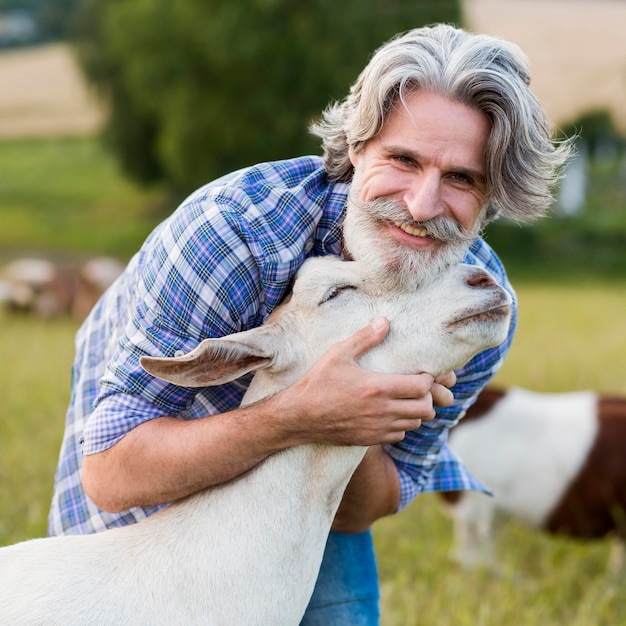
[442,386,626,572]
[0,256,511,625]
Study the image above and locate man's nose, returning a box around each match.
[404,171,445,222]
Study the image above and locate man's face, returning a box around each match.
[343,90,491,285]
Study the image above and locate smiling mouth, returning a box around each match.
[394,222,431,238]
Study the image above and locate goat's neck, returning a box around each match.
[164,440,367,539]
[145,437,366,617]
[149,370,368,577]
[227,373,369,528]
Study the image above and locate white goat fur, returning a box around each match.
[0,256,511,625]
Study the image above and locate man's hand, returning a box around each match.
[278,317,454,448]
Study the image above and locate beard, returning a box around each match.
[342,181,485,289]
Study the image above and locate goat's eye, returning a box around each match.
[325,287,341,301]
[321,284,355,304]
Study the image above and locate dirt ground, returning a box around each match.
[0,43,104,138]
[0,1,625,138]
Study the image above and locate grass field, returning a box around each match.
[1,279,625,624]
[0,312,76,544]
[0,136,167,262]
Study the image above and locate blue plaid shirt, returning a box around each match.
[48,155,517,536]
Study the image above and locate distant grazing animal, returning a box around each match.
[0,256,124,320]
[71,256,125,320]
[442,386,626,573]
[0,258,74,317]
[0,255,511,625]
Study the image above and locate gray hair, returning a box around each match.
[310,24,573,223]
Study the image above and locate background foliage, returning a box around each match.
[74,0,461,192]
[485,109,626,281]
[0,0,83,41]
[0,137,166,261]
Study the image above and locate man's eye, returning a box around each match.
[451,172,471,184]
[393,155,413,166]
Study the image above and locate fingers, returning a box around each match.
[338,316,390,362]
[288,322,457,447]
[330,319,455,420]
[431,384,453,409]
[435,371,457,389]
[432,371,456,408]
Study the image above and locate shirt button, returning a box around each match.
[304,240,314,252]
[174,350,185,358]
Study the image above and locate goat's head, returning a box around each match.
[140,256,512,404]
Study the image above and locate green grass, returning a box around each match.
[1,135,625,622]
[494,283,626,393]
[1,282,625,624]
[0,311,78,544]
[0,136,168,260]
[376,497,626,626]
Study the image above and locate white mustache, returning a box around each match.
[353,196,479,244]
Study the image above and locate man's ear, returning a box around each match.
[348,145,361,168]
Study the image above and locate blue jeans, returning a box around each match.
[300,529,380,625]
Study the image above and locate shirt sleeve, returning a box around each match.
[82,194,265,454]
[78,159,336,457]
[385,241,518,510]
[81,393,166,455]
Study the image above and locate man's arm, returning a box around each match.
[83,318,447,513]
[82,401,298,513]
[331,371,456,533]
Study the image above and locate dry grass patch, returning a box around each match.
[0,44,104,138]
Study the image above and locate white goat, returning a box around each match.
[0,255,511,625]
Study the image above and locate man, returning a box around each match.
[49,24,570,624]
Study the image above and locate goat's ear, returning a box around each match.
[140,328,276,388]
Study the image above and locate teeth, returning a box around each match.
[396,222,430,237]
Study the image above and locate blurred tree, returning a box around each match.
[0,0,85,41]
[559,109,624,160]
[75,0,461,193]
